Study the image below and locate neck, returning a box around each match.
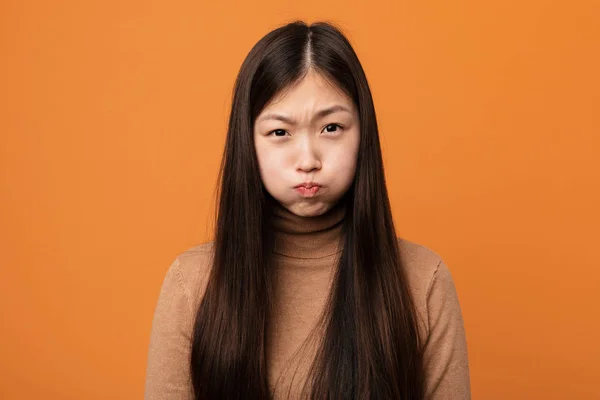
[270,200,346,259]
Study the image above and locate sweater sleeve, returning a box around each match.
[422,260,471,399]
[144,257,195,400]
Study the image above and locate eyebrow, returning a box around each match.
[256,105,352,124]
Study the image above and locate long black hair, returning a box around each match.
[191,20,424,399]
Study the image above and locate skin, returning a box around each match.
[253,68,360,217]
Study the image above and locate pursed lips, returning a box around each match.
[295,182,320,188]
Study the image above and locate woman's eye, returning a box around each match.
[269,129,288,137]
[323,124,342,134]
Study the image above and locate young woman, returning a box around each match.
[145,20,470,400]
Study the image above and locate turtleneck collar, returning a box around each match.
[270,200,346,259]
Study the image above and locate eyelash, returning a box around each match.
[268,123,344,138]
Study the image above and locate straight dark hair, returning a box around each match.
[191,20,424,399]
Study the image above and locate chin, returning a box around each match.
[290,202,330,217]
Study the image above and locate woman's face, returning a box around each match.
[254,69,360,217]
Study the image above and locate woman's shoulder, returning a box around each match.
[176,241,215,266]
[397,237,445,289]
[396,237,459,336]
[168,241,215,310]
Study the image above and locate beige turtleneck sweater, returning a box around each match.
[144,202,470,399]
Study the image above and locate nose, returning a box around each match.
[295,135,322,173]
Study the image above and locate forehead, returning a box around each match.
[261,70,354,113]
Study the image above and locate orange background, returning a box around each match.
[1,0,599,398]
